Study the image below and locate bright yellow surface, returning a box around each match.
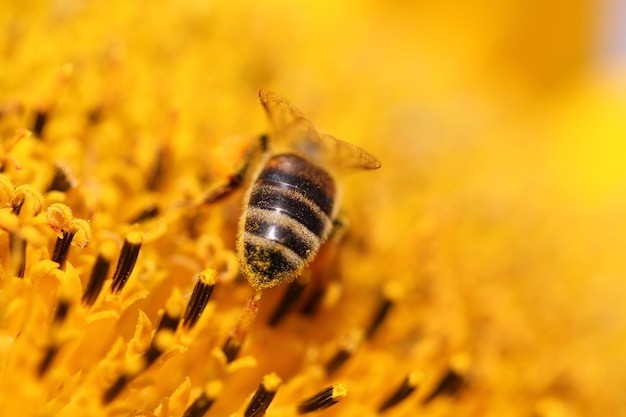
[1,1,625,416]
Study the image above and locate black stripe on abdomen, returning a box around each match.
[244,207,319,258]
[259,168,334,216]
[257,153,336,216]
[248,183,330,238]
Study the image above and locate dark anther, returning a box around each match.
[299,287,324,316]
[157,310,180,333]
[102,374,130,404]
[129,205,160,224]
[221,295,259,363]
[244,374,281,417]
[365,297,393,339]
[143,309,181,368]
[422,368,466,404]
[146,148,166,191]
[51,230,75,269]
[268,279,307,327]
[182,278,215,329]
[82,253,111,306]
[221,336,242,364]
[47,164,74,193]
[182,392,215,417]
[142,345,161,368]
[87,106,102,124]
[110,237,142,294]
[31,108,48,138]
[37,346,58,377]
[259,134,269,152]
[54,300,70,323]
[378,372,421,413]
[325,332,360,376]
[297,384,347,414]
[324,348,352,376]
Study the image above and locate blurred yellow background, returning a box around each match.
[1,0,626,416]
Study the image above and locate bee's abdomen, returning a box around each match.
[240,153,336,289]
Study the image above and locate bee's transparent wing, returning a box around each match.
[259,89,381,171]
[315,133,381,170]
[259,89,310,132]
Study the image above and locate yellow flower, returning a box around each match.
[1,1,625,416]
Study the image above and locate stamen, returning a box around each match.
[5,185,44,278]
[221,336,242,364]
[49,218,91,269]
[31,63,73,140]
[147,111,176,191]
[51,230,75,269]
[297,384,347,414]
[47,163,75,193]
[38,300,72,376]
[142,331,169,368]
[82,253,111,306]
[143,305,182,368]
[244,373,282,417]
[31,108,48,138]
[87,106,103,124]
[11,199,23,215]
[182,269,216,329]
[110,232,143,294]
[102,374,130,404]
[221,337,242,364]
[422,354,470,404]
[182,392,215,417]
[222,293,260,363]
[47,203,73,235]
[422,369,465,404]
[13,185,44,216]
[129,204,160,224]
[156,307,181,333]
[325,331,361,376]
[324,349,350,377]
[268,277,307,327]
[378,371,423,412]
[365,298,393,340]
[37,346,58,376]
[47,204,92,269]
[141,291,184,369]
[299,287,324,316]
[182,382,222,417]
[102,297,183,404]
[53,299,71,323]
[147,147,168,191]
[366,282,402,339]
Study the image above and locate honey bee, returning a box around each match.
[206,90,381,290]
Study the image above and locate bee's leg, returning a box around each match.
[269,217,351,325]
[328,216,349,243]
[299,216,350,317]
[202,134,268,205]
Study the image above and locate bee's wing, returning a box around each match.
[315,133,381,171]
[259,89,310,132]
[259,89,381,171]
